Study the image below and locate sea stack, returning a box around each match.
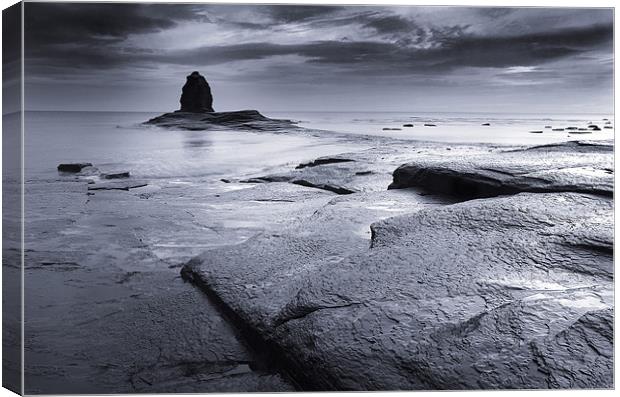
[179,71,214,112]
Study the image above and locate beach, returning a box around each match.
[12,110,614,392]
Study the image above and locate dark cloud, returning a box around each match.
[362,15,418,35]
[428,23,613,69]
[24,2,203,46]
[166,23,613,72]
[265,5,343,23]
[475,8,516,18]
[25,20,613,82]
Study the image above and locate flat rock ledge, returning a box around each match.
[389,140,613,198]
[182,190,613,390]
[144,110,298,132]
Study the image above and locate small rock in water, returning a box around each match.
[552,128,565,131]
[544,125,552,128]
[481,123,491,126]
[382,127,402,131]
[57,163,93,173]
[529,130,543,134]
[604,125,613,129]
[605,121,612,124]
[101,171,130,179]
[402,124,414,127]
[88,181,148,191]
[566,127,578,130]
[220,178,231,183]
[424,123,437,127]
[296,157,355,169]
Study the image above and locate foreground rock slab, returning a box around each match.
[145,110,297,132]
[389,140,613,198]
[183,192,613,390]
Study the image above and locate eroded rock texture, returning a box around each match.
[183,192,613,390]
[389,140,613,198]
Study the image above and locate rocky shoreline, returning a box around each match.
[33,69,613,390]
[30,113,613,391]
[178,134,613,389]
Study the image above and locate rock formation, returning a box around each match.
[179,71,214,112]
[145,72,301,131]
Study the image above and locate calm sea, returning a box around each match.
[17,110,614,181]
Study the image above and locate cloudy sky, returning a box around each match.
[24,3,613,113]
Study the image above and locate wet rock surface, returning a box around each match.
[183,192,613,390]
[145,110,298,132]
[181,138,614,390]
[238,147,432,195]
[389,140,613,198]
[23,176,311,393]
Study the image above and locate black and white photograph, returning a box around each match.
[1,0,615,394]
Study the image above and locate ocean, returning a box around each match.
[21,110,614,181]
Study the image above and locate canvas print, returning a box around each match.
[2,1,614,394]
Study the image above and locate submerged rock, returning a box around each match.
[239,150,402,195]
[101,171,130,179]
[388,140,613,198]
[182,192,612,390]
[295,157,355,169]
[179,71,214,112]
[87,181,148,191]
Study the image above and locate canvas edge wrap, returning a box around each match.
[2,1,24,395]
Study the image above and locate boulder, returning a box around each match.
[179,71,214,112]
